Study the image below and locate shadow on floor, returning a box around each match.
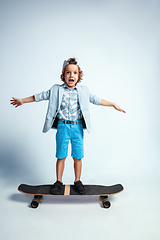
[10,193,115,208]
[0,138,41,184]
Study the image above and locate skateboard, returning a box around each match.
[18,183,124,209]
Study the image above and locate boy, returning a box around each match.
[10,58,126,194]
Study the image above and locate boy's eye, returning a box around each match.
[66,71,78,74]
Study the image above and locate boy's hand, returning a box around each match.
[10,97,24,108]
[113,104,126,113]
[100,99,126,113]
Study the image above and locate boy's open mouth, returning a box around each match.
[69,79,74,83]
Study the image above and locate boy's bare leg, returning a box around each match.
[56,157,66,183]
[73,158,82,182]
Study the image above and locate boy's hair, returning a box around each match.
[60,58,83,83]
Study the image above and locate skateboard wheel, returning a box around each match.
[102,199,111,209]
[31,195,43,208]
[31,199,39,208]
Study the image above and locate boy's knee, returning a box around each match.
[73,157,81,162]
[57,157,66,162]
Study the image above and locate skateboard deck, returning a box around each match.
[18,183,124,209]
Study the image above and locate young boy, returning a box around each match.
[10,58,126,195]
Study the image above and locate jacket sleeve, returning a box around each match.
[34,89,50,102]
[89,92,102,105]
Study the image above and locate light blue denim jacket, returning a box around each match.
[34,83,101,133]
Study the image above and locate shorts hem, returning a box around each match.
[56,155,68,159]
[71,155,84,159]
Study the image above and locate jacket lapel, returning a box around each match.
[76,84,82,104]
[58,83,65,109]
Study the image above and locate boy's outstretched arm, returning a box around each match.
[100,99,126,113]
[10,96,35,108]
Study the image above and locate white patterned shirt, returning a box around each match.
[57,84,82,121]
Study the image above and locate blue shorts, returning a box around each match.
[56,120,84,159]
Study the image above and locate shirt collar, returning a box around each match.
[64,82,77,90]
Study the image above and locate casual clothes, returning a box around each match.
[57,84,82,121]
[56,120,84,159]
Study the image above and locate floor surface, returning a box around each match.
[0,180,159,240]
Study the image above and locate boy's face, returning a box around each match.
[64,64,79,89]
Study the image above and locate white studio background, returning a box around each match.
[0,0,160,239]
[1,0,159,186]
